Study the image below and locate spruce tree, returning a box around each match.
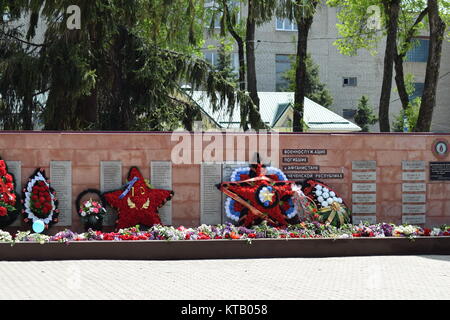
[354,96,378,132]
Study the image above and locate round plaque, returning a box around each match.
[432,139,449,159]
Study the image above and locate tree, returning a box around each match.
[278,0,320,132]
[354,95,378,132]
[392,98,420,132]
[208,0,276,130]
[328,0,449,133]
[283,54,333,108]
[0,0,249,131]
[415,0,447,132]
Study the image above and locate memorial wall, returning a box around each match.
[0,132,449,231]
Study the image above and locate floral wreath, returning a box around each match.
[0,159,20,227]
[218,156,298,227]
[22,168,60,229]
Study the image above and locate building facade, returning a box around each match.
[203,4,450,132]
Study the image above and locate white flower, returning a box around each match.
[327,198,334,204]
[323,188,329,193]
[337,198,343,204]
[316,190,323,197]
[85,202,92,208]
[81,212,86,217]
[330,191,336,197]
[317,196,324,203]
[321,201,329,208]
[322,192,330,199]
[431,228,441,236]
[315,185,323,190]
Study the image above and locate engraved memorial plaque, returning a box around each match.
[352,204,377,214]
[6,161,21,226]
[402,161,425,171]
[352,161,377,170]
[402,172,426,181]
[402,183,426,192]
[352,216,377,225]
[402,215,426,225]
[352,194,377,203]
[402,204,426,214]
[222,162,247,222]
[201,163,223,225]
[430,162,450,181]
[50,161,72,226]
[151,161,173,225]
[352,183,377,193]
[402,194,426,203]
[100,161,122,226]
[352,172,377,181]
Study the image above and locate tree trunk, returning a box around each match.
[246,0,264,130]
[21,93,33,130]
[415,1,446,132]
[378,0,400,132]
[293,2,317,133]
[394,8,429,111]
[222,0,248,130]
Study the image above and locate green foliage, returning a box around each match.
[283,54,333,108]
[392,98,421,132]
[0,0,254,131]
[354,95,378,132]
[215,41,238,84]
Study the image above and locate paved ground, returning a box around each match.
[0,255,448,300]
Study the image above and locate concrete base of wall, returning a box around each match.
[1,237,449,261]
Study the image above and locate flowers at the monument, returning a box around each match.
[79,199,106,218]
[0,159,20,227]
[1,222,448,244]
[22,168,59,229]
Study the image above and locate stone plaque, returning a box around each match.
[151,161,173,225]
[352,194,377,203]
[402,194,426,203]
[402,172,426,181]
[352,183,377,192]
[352,172,377,181]
[402,215,426,225]
[100,161,122,226]
[6,161,21,227]
[430,162,450,181]
[201,163,222,225]
[352,204,377,214]
[402,161,425,171]
[283,149,327,155]
[352,161,377,170]
[352,215,377,225]
[403,204,426,214]
[282,165,320,172]
[402,183,426,192]
[50,161,72,226]
[282,157,308,164]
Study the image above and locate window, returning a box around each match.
[406,38,429,62]
[276,54,293,92]
[204,52,239,73]
[409,83,424,101]
[276,18,298,31]
[343,109,357,119]
[343,77,357,87]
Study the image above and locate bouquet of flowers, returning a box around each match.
[79,199,107,231]
[0,159,19,227]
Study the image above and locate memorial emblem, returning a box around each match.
[432,139,449,159]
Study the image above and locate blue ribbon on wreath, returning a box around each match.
[119,177,139,199]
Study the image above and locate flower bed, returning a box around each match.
[2,222,450,244]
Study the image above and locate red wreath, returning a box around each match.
[103,167,174,230]
[217,163,295,228]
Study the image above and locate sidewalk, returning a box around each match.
[0,255,448,300]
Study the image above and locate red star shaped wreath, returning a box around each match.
[103,167,174,229]
[216,161,297,228]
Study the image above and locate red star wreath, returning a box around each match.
[103,167,174,230]
[216,161,296,228]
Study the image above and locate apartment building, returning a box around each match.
[203,4,450,132]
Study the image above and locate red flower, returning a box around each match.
[0,207,7,217]
[0,160,5,168]
[248,233,257,238]
[5,174,13,183]
[352,233,361,238]
[0,168,6,176]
